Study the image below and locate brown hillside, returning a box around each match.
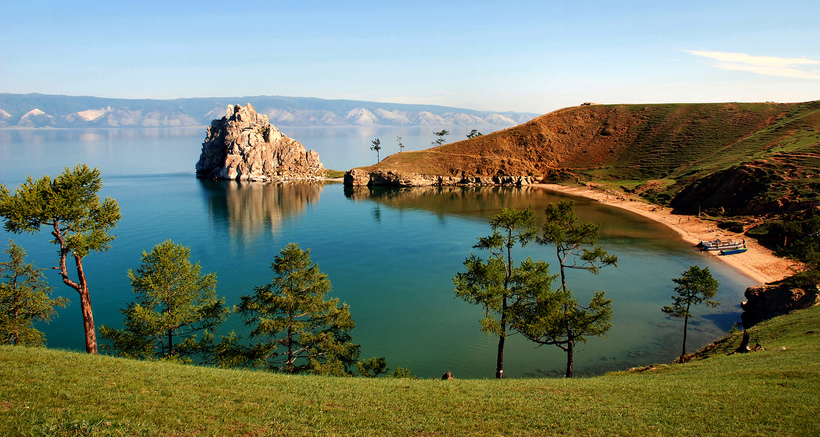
[358,101,820,214]
[370,103,798,178]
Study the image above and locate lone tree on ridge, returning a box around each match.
[432,129,449,146]
[371,138,382,162]
[0,164,120,354]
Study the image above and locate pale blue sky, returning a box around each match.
[2,1,819,114]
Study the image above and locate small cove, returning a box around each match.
[0,128,757,378]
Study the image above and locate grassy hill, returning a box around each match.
[365,101,820,215]
[2,305,819,436]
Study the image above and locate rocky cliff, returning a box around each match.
[195,104,323,181]
[741,280,820,328]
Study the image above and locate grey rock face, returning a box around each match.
[196,104,324,181]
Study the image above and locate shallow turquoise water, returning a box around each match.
[0,128,756,378]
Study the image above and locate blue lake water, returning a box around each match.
[0,127,756,378]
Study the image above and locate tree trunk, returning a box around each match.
[680,314,689,362]
[287,325,294,373]
[495,334,505,379]
[78,285,97,354]
[73,253,97,354]
[565,338,574,378]
[54,223,98,354]
[680,301,692,362]
[496,296,507,379]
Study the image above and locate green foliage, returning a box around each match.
[357,356,389,377]
[390,366,415,378]
[226,243,360,375]
[454,207,554,378]
[467,129,483,139]
[432,129,449,146]
[0,164,120,354]
[100,240,227,362]
[717,219,745,233]
[323,169,347,178]
[370,138,381,162]
[662,265,720,361]
[0,241,68,346]
[514,201,616,377]
[776,209,820,271]
[0,164,120,257]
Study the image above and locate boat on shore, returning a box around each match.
[719,247,748,256]
[698,239,745,251]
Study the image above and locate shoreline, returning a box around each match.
[533,183,796,285]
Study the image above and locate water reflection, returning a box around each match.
[200,180,325,243]
[344,185,683,247]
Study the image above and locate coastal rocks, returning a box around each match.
[343,168,535,187]
[196,104,323,181]
[741,280,820,328]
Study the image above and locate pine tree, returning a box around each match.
[663,265,720,362]
[514,201,616,377]
[454,207,554,378]
[0,240,69,345]
[100,240,228,362]
[234,243,359,375]
[0,164,120,353]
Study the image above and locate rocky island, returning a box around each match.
[196,104,323,181]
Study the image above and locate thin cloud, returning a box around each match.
[686,50,820,79]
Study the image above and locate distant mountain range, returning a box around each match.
[0,93,538,128]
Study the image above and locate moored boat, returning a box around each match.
[719,247,748,255]
[698,239,745,251]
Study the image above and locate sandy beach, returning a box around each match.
[535,184,797,285]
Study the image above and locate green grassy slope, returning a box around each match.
[2,306,818,436]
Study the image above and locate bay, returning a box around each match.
[0,127,755,378]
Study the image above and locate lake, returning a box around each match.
[0,127,756,378]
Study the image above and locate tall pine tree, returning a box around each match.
[231,243,359,375]
[0,164,120,354]
[514,201,616,377]
[454,207,554,379]
[100,240,228,362]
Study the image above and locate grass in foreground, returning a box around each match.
[2,306,819,436]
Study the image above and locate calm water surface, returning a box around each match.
[0,128,756,378]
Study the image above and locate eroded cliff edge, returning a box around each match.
[196,104,323,181]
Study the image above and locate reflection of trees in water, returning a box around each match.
[204,181,324,242]
[344,185,565,219]
[343,185,680,243]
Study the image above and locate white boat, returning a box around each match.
[698,239,745,251]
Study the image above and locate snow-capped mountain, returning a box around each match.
[0,93,539,128]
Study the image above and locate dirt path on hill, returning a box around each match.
[534,183,797,285]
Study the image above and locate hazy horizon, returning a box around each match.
[2,2,820,114]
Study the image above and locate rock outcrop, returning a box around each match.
[343,168,535,187]
[196,104,323,181]
[741,280,820,328]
